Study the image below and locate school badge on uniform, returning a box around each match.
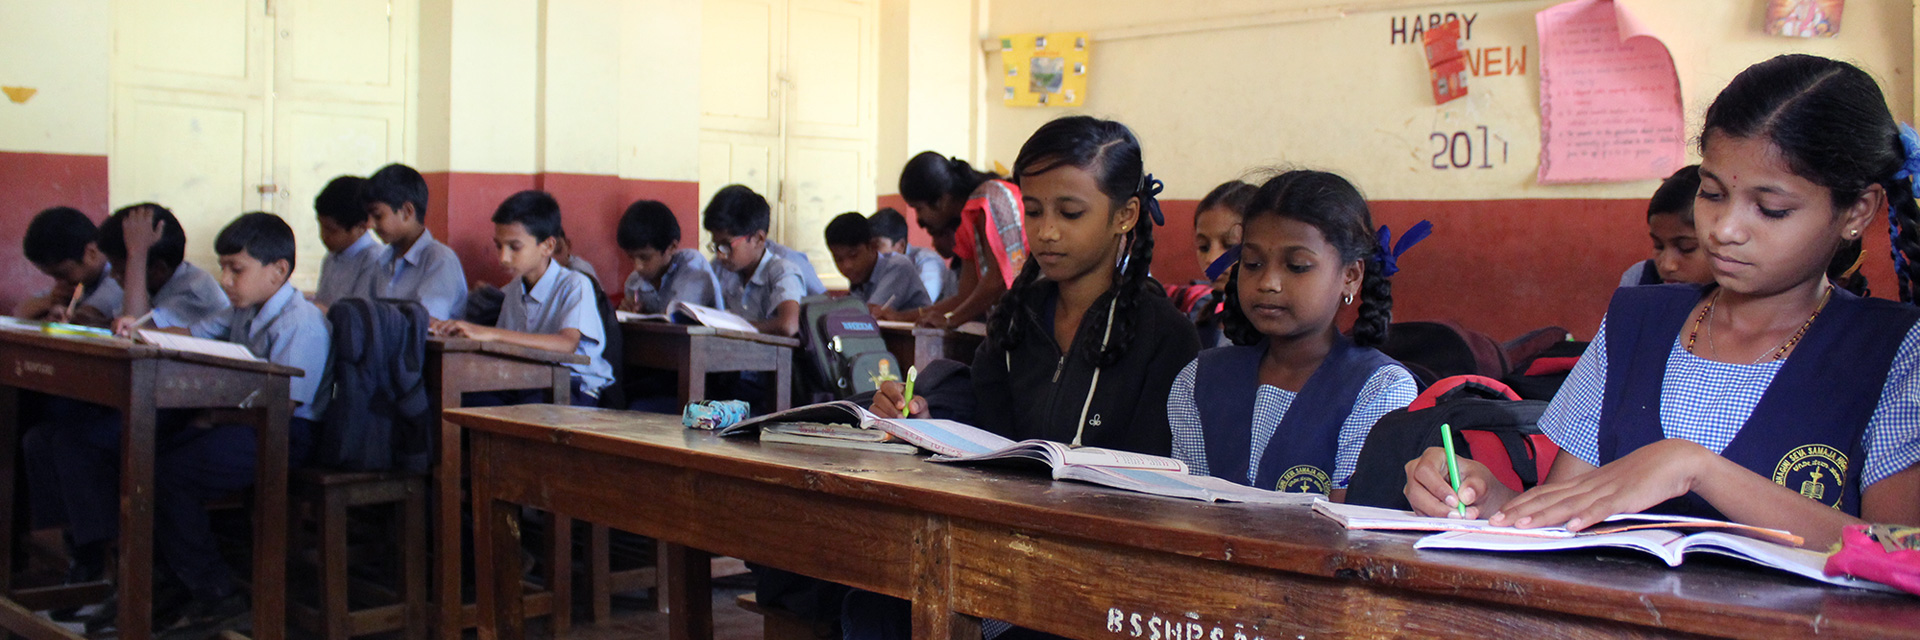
[1772,444,1849,508]
[1276,465,1330,494]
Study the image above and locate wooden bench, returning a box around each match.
[287,468,428,640]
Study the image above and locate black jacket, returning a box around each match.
[970,281,1201,456]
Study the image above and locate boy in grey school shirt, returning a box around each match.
[362,163,468,320]
[765,240,827,297]
[825,212,931,313]
[704,185,806,336]
[312,175,386,307]
[869,207,950,301]
[101,204,231,333]
[616,199,722,312]
[16,206,124,324]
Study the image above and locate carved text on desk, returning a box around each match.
[11,359,53,378]
[1107,608,1268,640]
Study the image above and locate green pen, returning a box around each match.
[901,365,919,413]
[1441,423,1467,517]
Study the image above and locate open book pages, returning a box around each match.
[874,319,988,336]
[931,441,1188,473]
[1415,529,1895,591]
[758,429,922,455]
[1313,500,1804,546]
[668,302,759,333]
[719,400,1013,458]
[614,310,671,323]
[137,329,264,362]
[1059,466,1321,504]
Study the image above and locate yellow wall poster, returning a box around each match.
[1000,32,1089,107]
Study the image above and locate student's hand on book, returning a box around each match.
[111,315,141,337]
[867,304,897,321]
[1405,446,1513,519]
[914,308,953,329]
[1491,438,1707,531]
[123,205,166,255]
[870,380,927,419]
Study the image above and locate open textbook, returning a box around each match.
[724,401,1316,505]
[615,301,757,334]
[1314,501,1894,591]
[136,330,263,362]
[874,319,988,337]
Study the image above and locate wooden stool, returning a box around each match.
[289,468,429,640]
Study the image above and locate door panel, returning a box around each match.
[275,102,404,289]
[783,139,867,289]
[114,0,267,96]
[111,88,266,271]
[278,0,412,104]
[701,0,783,136]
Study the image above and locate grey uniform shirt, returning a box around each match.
[372,229,468,320]
[150,262,232,328]
[499,260,614,394]
[717,248,808,322]
[190,282,331,421]
[315,231,384,306]
[624,248,721,313]
[850,252,933,312]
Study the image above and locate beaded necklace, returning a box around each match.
[1683,283,1833,365]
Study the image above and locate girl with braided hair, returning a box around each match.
[1167,170,1420,501]
[872,115,1199,457]
[1406,54,1920,549]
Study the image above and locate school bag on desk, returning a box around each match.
[317,298,434,472]
[1343,375,1559,510]
[797,294,898,400]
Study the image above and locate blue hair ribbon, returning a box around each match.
[1889,123,1920,302]
[1375,220,1433,278]
[1204,245,1240,282]
[1138,174,1166,227]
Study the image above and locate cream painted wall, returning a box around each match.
[446,0,540,175]
[877,0,987,197]
[545,0,621,175]
[984,0,1915,200]
[0,0,110,155]
[619,0,703,182]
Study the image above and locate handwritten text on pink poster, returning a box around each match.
[1535,0,1684,184]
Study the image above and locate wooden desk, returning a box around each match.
[0,328,296,640]
[450,405,1920,640]
[619,322,798,411]
[879,324,983,371]
[424,337,586,640]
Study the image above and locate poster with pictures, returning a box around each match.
[1766,0,1843,38]
[1000,32,1089,107]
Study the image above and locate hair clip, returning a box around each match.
[1138,174,1165,227]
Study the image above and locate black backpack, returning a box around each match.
[1343,375,1561,510]
[797,295,899,399]
[587,277,627,409]
[317,298,433,472]
[1378,321,1510,389]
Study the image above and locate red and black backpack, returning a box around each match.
[1343,375,1561,510]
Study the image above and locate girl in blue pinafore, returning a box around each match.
[1167,170,1422,502]
[1406,54,1920,549]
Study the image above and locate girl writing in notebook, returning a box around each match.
[1168,170,1418,500]
[872,115,1200,456]
[888,152,1024,328]
[1404,54,1920,548]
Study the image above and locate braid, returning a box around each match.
[986,259,1044,351]
[1083,221,1158,367]
[1352,256,1393,347]
[1891,176,1920,303]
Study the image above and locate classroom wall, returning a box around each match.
[984,0,1914,340]
[877,0,990,251]
[0,0,112,312]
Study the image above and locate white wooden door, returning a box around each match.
[110,0,271,273]
[112,0,413,289]
[271,0,413,288]
[700,0,876,289]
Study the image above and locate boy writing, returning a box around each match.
[15,207,122,324]
[825,212,932,314]
[704,185,807,337]
[103,203,230,333]
[363,163,467,320]
[313,175,385,308]
[616,199,721,313]
[430,191,612,405]
[868,207,949,301]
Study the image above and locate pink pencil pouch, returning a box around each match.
[1825,524,1920,595]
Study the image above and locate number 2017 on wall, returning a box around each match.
[1430,126,1507,170]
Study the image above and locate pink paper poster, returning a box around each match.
[1535,0,1684,184]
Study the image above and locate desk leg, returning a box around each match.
[911,516,978,640]
[430,371,463,640]
[659,543,710,640]
[251,384,290,640]
[544,369,573,637]
[470,433,524,640]
[0,385,17,604]
[118,360,157,640]
[678,340,707,408]
[773,348,791,412]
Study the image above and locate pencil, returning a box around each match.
[1441,423,1467,517]
[64,283,84,319]
[901,365,919,414]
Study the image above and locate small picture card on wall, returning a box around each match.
[1000,32,1089,107]
[1423,18,1469,105]
[1766,0,1844,38]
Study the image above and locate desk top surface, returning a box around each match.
[427,335,588,365]
[446,404,1920,639]
[0,324,301,376]
[619,320,800,348]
